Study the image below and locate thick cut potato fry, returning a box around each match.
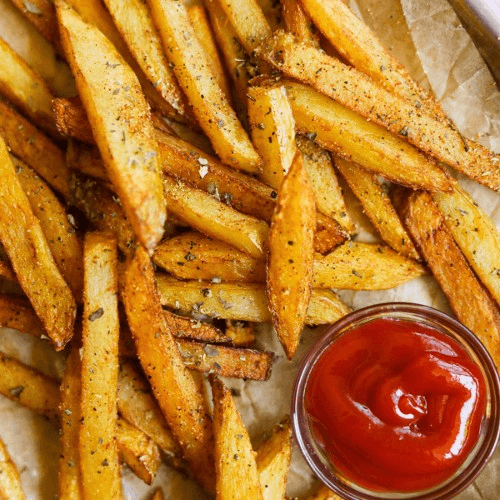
[53,97,95,144]
[13,157,84,301]
[225,320,256,346]
[121,247,215,492]
[59,345,83,500]
[282,0,320,46]
[433,184,500,308]
[0,437,25,500]
[267,152,315,359]
[281,81,451,191]
[211,376,264,500]
[151,489,164,500]
[80,232,121,500]
[335,157,419,259]
[117,359,183,463]
[256,417,292,500]
[147,0,261,173]
[0,37,57,136]
[248,85,296,190]
[169,313,229,344]
[57,1,166,250]
[163,176,269,259]
[0,293,46,340]
[297,135,355,233]
[0,99,71,199]
[0,260,17,284]
[398,190,500,368]
[0,137,76,349]
[156,275,351,324]
[257,32,500,191]
[176,339,273,380]
[306,485,342,500]
[67,139,108,180]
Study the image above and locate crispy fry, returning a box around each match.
[211,376,264,500]
[225,320,256,346]
[66,140,108,180]
[80,232,121,500]
[0,259,16,284]
[267,151,315,359]
[163,176,269,259]
[0,294,45,338]
[156,275,351,324]
[0,37,57,136]
[53,97,95,144]
[256,417,292,500]
[0,137,76,349]
[13,157,84,301]
[147,0,261,172]
[57,1,166,250]
[256,0,283,31]
[0,98,71,199]
[257,32,500,191]
[335,157,418,259]
[0,436,25,500]
[282,0,319,46]
[121,246,215,492]
[169,313,229,344]
[150,489,164,500]
[398,190,500,367]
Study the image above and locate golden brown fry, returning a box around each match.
[121,246,215,492]
[282,0,319,45]
[0,37,57,136]
[267,152,315,359]
[225,320,256,346]
[0,98,71,199]
[57,1,166,250]
[147,0,261,172]
[176,339,273,380]
[66,140,108,180]
[306,484,342,500]
[256,0,283,31]
[0,259,17,284]
[0,294,46,338]
[117,359,183,464]
[59,345,83,500]
[256,417,292,500]
[281,81,451,191]
[433,184,500,308]
[80,232,121,500]
[163,176,269,259]
[116,418,161,486]
[0,436,25,500]
[53,97,95,144]
[335,157,419,259]
[169,313,229,344]
[188,5,232,103]
[150,489,164,500]
[257,32,500,191]
[156,275,351,324]
[399,190,500,367]
[211,376,264,500]
[0,137,76,349]
[297,135,355,233]
[13,157,84,301]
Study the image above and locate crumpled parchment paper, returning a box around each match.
[0,0,499,498]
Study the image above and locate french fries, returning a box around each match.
[53,96,95,144]
[267,151,315,359]
[0,294,45,339]
[0,437,25,500]
[57,1,166,250]
[281,0,320,46]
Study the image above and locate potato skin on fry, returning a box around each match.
[267,151,315,359]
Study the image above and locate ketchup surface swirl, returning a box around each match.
[305,318,487,492]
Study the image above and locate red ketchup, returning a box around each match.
[305,318,487,492]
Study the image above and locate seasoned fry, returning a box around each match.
[176,339,273,380]
[163,176,269,259]
[398,190,500,367]
[121,246,215,492]
[156,275,351,324]
[169,313,229,344]
[147,0,261,173]
[248,85,296,189]
[13,157,84,301]
[0,294,46,339]
[0,98,71,199]
[0,136,76,349]
[80,232,121,500]
[257,32,500,191]
[57,1,166,250]
[267,151,315,359]
[281,0,319,46]
[66,140,108,180]
[433,184,500,307]
[0,37,57,136]
[58,345,83,500]
[225,319,256,346]
[306,484,342,500]
[256,0,283,31]
[53,96,95,144]
[281,81,451,191]
[335,157,418,259]
[256,417,292,500]
[0,436,25,500]
[211,376,264,500]
[0,259,16,284]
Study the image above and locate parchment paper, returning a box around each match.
[0,0,499,498]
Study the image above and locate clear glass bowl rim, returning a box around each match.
[291,302,500,500]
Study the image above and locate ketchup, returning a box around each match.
[305,318,487,492]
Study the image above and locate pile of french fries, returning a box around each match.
[0,0,499,498]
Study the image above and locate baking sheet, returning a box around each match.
[0,0,499,498]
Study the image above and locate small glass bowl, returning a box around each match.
[291,303,500,500]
